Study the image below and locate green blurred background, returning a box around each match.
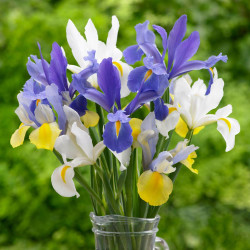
[0,0,250,249]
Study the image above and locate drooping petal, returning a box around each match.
[29,122,61,151]
[123,45,144,65]
[51,164,80,198]
[137,170,173,206]
[167,15,187,73]
[181,151,198,174]
[127,66,148,92]
[154,98,169,121]
[103,121,133,153]
[10,123,30,148]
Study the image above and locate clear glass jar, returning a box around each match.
[90,212,169,250]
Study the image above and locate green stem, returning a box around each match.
[74,168,105,210]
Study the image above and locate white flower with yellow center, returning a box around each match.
[51,107,105,198]
[10,102,61,151]
[66,15,132,98]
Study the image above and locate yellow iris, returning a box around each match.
[10,123,30,148]
[137,170,173,206]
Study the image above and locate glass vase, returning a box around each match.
[90,212,169,250]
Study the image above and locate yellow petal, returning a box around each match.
[175,117,188,138]
[81,110,100,128]
[181,151,198,174]
[193,126,205,135]
[137,170,173,206]
[129,118,142,141]
[29,122,61,151]
[10,123,30,148]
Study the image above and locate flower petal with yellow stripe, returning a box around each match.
[29,122,61,151]
[10,123,30,148]
[137,170,173,206]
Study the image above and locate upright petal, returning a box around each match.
[152,25,168,58]
[167,15,187,72]
[66,20,88,68]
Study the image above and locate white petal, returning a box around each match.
[111,147,131,171]
[156,108,180,138]
[113,61,132,98]
[93,141,106,161]
[54,135,84,159]
[217,117,240,152]
[15,105,35,127]
[71,122,94,161]
[51,165,79,198]
[191,79,207,96]
[67,64,82,74]
[66,19,88,68]
[63,106,88,134]
[35,103,55,124]
[195,114,218,128]
[106,16,122,60]
[85,19,98,49]
[215,104,232,118]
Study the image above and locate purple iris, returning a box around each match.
[123,15,228,120]
[25,42,89,133]
[71,54,121,112]
[103,110,133,153]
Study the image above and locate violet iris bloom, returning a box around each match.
[26,42,88,133]
[123,15,228,120]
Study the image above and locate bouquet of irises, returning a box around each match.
[11,15,240,219]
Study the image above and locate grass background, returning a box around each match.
[0,0,249,249]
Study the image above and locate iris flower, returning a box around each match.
[167,69,240,151]
[66,16,132,97]
[52,106,105,198]
[137,139,198,206]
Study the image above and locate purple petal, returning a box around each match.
[22,79,46,100]
[37,42,51,85]
[69,95,87,116]
[45,84,66,134]
[123,45,144,64]
[127,66,148,92]
[26,55,49,86]
[97,58,121,110]
[154,98,169,121]
[153,25,168,58]
[167,15,187,73]
[107,110,130,123]
[170,31,200,78]
[49,42,68,92]
[103,121,133,153]
[169,53,228,79]
[143,55,167,75]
